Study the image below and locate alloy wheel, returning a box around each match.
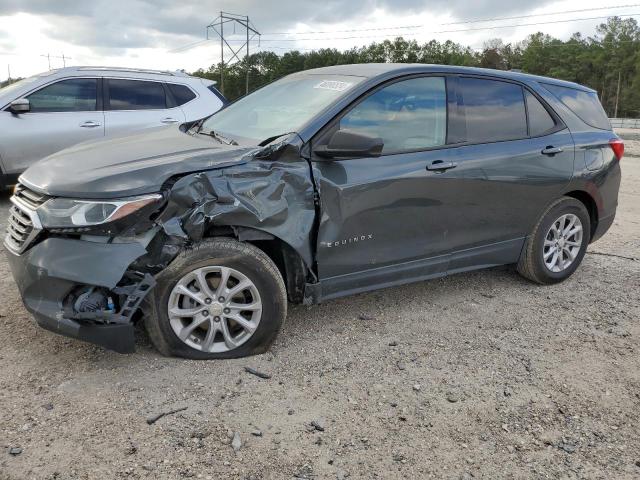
[168,266,262,353]
[542,213,583,273]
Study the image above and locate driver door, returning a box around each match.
[311,75,459,298]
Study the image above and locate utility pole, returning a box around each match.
[614,70,621,118]
[246,17,250,95]
[41,53,71,70]
[220,12,224,93]
[207,12,260,96]
[7,64,10,81]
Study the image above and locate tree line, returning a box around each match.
[193,16,640,118]
[0,77,20,89]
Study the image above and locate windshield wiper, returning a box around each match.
[198,129,238,146]
[258,132,296,147]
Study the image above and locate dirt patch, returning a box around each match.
[1,159,639,480]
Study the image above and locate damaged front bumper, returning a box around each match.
[5,237,153,353]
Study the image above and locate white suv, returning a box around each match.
[0,66,226,185]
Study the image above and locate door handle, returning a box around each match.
[161,117,179,124]
[426,160,457,171]
[541,146,563,156]
[79,121,101,128]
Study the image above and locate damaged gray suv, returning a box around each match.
[5,64,622,359]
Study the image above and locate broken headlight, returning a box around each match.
[37,194,163,229]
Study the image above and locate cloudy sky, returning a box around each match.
[0,0,637,80]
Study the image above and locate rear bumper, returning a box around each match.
[5,237,147,353]
[591,210,616,243]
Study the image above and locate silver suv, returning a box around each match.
[0,66,226,186]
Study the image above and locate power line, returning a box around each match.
[443,4,640,25]
[256,13,640,42]
[40,53,71,69]
[169,9,639,58]
[206,12,260,95]
[262,4,640,35]
[169,6,638,54]
[168,39,210,54]
[253,37,640,56]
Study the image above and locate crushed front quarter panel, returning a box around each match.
[156,139,318,270]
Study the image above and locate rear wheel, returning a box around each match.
[517,197,590,284]
[145,239,287,359]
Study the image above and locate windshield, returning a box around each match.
[0,70,59,98]
[201,73,364,143]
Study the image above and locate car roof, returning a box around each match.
[302,63,595,93]
[52,66,189,77]
[39,66,216,85]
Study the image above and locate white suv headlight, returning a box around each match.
[37,194,162,228]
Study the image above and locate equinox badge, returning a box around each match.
[323,234,374,248]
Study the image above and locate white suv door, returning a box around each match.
[103,78,186,137]
[0,78,104,174]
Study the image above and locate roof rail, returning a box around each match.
[75,66,189,77]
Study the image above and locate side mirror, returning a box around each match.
[9,98,30,114]
[315,129,383,159]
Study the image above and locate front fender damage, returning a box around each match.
[8,138,318,353]
[145,139,317,275]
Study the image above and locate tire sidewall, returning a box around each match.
[531,199,590,282]
[148,241,286,359]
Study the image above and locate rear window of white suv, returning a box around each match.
[543,83,611,130]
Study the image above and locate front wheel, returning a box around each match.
[145,239,287,359]
[517,197,591,284]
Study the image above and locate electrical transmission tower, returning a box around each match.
[207,12,260,95]
[41,53,71,70]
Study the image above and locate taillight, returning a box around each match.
[609,138,624,161]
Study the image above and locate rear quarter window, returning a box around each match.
[525,90,557,136]
[167,83,196,106]
[543,83,611,130]
[207,85,227,104]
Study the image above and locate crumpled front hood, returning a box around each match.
[20,126,257,199]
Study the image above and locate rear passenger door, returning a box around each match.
[444,76,575,270]
[103,78,186,137]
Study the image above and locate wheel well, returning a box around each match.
[564,190,598,240]
[204,226,310,304]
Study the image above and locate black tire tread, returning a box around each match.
[145,238,287,359]
[517,196,589,284]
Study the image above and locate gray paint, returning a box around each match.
[20,126,255,198]
[21,237,146,288]
[154,137,317,268]
[5,238,145,353]
[7,63,622,352]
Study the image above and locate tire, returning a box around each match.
[517,197,591,285]
[145,238,287,359]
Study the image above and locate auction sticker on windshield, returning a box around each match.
[314,80,354,91]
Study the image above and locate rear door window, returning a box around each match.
[340,76,447,153]
[459,77,527,143]
[107,79,167,110]
[543,83,610,130]
[27,78,97,112]
[525,90,557,136]
[167,83,196,106]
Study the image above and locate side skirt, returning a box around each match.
[305,237,525,304]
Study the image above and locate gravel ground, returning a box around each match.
[1,150,639,479]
